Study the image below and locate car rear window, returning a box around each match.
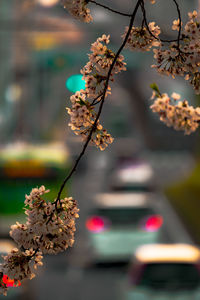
[94,207,154,225]
[138,263,200,290]
[112,185,152,192]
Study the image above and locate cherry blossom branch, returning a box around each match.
[88,0,132,17]
[3,1,200,297]
[54,0,142,207]
[140,0,182,43]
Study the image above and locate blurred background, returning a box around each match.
[1,0,200,299]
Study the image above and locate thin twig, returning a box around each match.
[140,0,182,43]
[172,0,182,49]
[91,92,103,105]
[54,0,142,207]
[88,0,132,17]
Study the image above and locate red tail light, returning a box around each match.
[86,216,107,233]
[145,215,163,232]
[2,275,21,287]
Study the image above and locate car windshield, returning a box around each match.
[94,207,154,226]
[138,263,200,290]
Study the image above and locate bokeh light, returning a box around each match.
[145,215,163,232]
[86,216,106,233]
[37,0,59,7]
[66,74,86,93]
[5,84,22,103]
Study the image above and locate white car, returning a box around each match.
[86,193,163,263]
[109,158,154,192]
[125,244,200,300]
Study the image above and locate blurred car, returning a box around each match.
[0,142,71,237]
[109,157,154,192]
[125,244,200,300]
[86,192,163,263]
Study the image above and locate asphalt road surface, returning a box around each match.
[29,150,194,300]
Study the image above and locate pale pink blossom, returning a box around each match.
[172,19,182,31]
[67,35,126,151]
[171,92,181,100]
[151,92,200,134]
[62,0,93,23]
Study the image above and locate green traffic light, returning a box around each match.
[66,74,86,93]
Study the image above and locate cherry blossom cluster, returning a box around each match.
[123,22,161,52]
[2,248,43,281]
[0,186,79,295]
[0,274,21,296]
[152,10,200,94]
[67,90,114,150]
[11,186,79,254]
[62,0,93,23]
[67,34,126,150]
[150,91,200,134]
[0,248,43,296]
[81,35,126,97]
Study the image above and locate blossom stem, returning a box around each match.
[88,0,132,17]
[54,0,142,205]
[28,248,39,260]
[91,92,103,105]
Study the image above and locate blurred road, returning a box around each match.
[27,149,195,300]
